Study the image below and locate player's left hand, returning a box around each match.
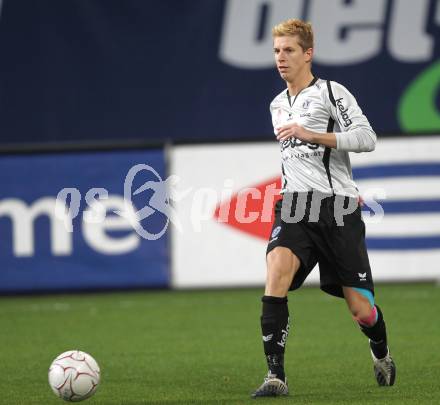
[276,123,316,142]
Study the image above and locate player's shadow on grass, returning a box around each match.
[120,402,240,404]
[120,399,292,405]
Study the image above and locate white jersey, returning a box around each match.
[270,78,376,198]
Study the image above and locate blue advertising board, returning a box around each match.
[0,0,439,145]
[0,149,170,293]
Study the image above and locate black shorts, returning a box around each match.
[266,192,373,298]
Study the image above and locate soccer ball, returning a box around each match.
[48,350,100,402]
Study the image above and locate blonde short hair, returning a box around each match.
[272,19,314,51]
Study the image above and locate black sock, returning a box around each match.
[260,295,290,381]
[358,305,388,359]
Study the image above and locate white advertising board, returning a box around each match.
[170,137,440,289]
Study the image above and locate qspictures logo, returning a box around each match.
[54,168,383,244]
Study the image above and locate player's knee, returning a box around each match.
[346,288,377,326]
[266,247,296,278]
[353,305,378,327]
[347,294,371,315]
[349,301,371,318]
[344,287,375,319]
[267,265,290,286]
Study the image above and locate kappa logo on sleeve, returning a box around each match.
[335,97,353,127]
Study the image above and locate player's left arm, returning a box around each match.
[276,83,376,152]
[326,81,377,152]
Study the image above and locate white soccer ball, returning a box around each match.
[48,350,100,402]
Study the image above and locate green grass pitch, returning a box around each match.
[1,283,439,404]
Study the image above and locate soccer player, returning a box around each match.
[252,19,396,397]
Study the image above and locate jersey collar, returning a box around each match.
[286,76,318,106]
